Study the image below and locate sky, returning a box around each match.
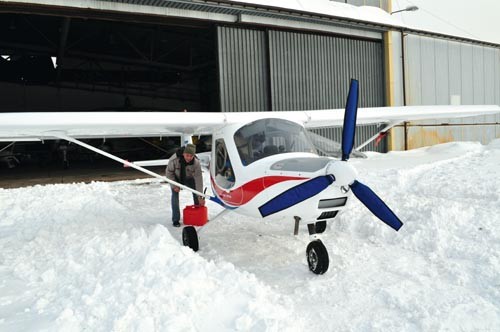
[1,139,499,331]
[391,0,500,44]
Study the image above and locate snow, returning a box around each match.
[1,140,500,331]
[228,0,403,27]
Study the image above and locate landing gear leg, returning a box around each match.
[61,145,69,169]
[293,216,300,236]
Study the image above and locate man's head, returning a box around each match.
[183,143,196,162]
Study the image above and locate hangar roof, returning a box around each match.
[0,0,404,32]
[1,0,498,46]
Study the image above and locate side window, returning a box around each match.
[234,132,251,165]
[214,139,235,189]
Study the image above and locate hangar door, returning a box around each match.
[217,26,386,152]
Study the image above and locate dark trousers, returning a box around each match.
[171,177,199,223]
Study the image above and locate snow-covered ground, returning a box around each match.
[1,140,499,331]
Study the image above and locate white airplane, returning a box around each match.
[1,80,499,274]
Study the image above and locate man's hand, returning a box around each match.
[198,196,206,206]
[173,186,181,192]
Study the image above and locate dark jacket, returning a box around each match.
[165,149,203,193]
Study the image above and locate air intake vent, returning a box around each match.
[318,197,347,209]
[317,211,338,220]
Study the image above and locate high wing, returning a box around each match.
[0,105,499,141]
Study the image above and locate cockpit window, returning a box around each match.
[234,118,317,165]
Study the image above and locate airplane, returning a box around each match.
[1,79,499,274]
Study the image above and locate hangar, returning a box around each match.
[1,0,499,180]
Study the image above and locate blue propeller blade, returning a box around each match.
[350,180,403,231]
[341,79,359,161]
[259,175,335,217]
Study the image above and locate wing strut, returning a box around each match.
[51,132,212,200]
[0,142,15,153]
[354,120,401,152]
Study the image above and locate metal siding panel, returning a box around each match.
[373,42,384,106]
[484,47,496,104]
[460,44,474,104]
[276,30,284,110]
[391,31,404,106]
[370,42,377,106]
[497,49,500,106]
[298,34,306,110]
[260,32,269,111]
[316,35,324,109]
[270,30,280,110]
[420,37,437,105]
[217,26,268,113]
[217,27,227,113]
[405,35,422,105]
[435,40,449,105]
[320,35,330,108]
[448,41,462,99]
[472,45,485,104]
[445,40,463,127]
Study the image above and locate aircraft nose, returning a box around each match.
[325,160,357,187]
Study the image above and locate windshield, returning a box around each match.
[234,118,317,165]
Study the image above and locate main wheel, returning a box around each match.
[182,226,199,252]
[306,240,329,274]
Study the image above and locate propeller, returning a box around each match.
[259,175,335,217]
[350,180,403,231]
[342,79,359,161]
[258,79,403,231]
[340,79,403,231]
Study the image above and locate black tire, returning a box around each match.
[182,226,199,252]
[315,220,327,233]
[306,240,329,274]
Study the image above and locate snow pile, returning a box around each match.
[0,183,303,331]
[1,140,500,331]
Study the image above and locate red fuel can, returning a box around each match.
[183,205,208,226]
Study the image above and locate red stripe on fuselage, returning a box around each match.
[211,175,306,206]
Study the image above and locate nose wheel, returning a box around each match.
[295,217,330,274]
[306,240,329,274]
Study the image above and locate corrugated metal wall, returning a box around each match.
[268,30,385,152]
[403,34,500,148]
[406,35,500,105]
[217,26,386,152]
[269,30,385,110]
[217,27,269,112]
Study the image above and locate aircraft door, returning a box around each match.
[214,138,235,190]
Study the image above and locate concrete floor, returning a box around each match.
[0,161,164,189]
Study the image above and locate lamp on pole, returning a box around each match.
[389,5,418,150]
[390,5,419,15]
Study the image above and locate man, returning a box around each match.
[166,143,205,227]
